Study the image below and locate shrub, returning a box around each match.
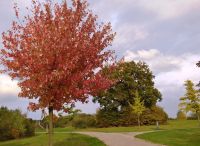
[96,106,168,127]
[176,110,187,120]
[0,107,35,141]
[0,107,25,140]
[72,117,87,128]
[71,114,96,128]
[24,119,35,137]
[141,106,168,125]
[96,109,117,127]
[55,116,69,128]
[41,114,58,128]
[54,114,76,128]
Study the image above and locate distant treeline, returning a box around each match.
[40,106,168,129]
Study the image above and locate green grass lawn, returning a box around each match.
[0,133,106,146]
[2,120,199,146]
[136,128,200,146]
[39,120,199,133]
[132,120,200,146]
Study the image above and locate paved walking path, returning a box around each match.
[78,132,163,146]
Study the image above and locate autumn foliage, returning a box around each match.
[1,0,115,112]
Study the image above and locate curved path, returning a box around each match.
[77,132,163,146]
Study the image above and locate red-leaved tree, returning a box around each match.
[1,0,115,145]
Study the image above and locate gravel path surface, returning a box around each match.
[77,132,163,146]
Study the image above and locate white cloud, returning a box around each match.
[89,0,132,21]
[113,25,149,50]
[125,49,159,61]
[113,26,149,54]
[138,0,200,20]
[137,49,159,59]
[155,54,200,90]
[89,0,200,22]
[124,49,200,117]
[124,49,184,73]
[0,74,20,95]
[161,57,198,118]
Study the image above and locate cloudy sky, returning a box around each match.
[0,0,200,119]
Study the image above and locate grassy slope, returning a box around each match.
[0,133,106,146]
[136,128,200,146]
[134,120,200,146]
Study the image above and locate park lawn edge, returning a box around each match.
[135,128,200,146]
[0,133,106,146]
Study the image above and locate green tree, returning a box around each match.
[94,61,162,127]
[129,91,145,127]
[179,80,200,123]
[94,61,161,110]
[176,110,187,120]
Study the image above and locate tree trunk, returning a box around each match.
[137,114,140,127]
[48,106,53,146]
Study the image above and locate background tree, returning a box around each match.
[129,91,145,127]
[176,110,187,120]
[94,61,161,110]
[1,0,115,145]
[94,61,163,127]
[179,80,200,124]
[187,112,200,120]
